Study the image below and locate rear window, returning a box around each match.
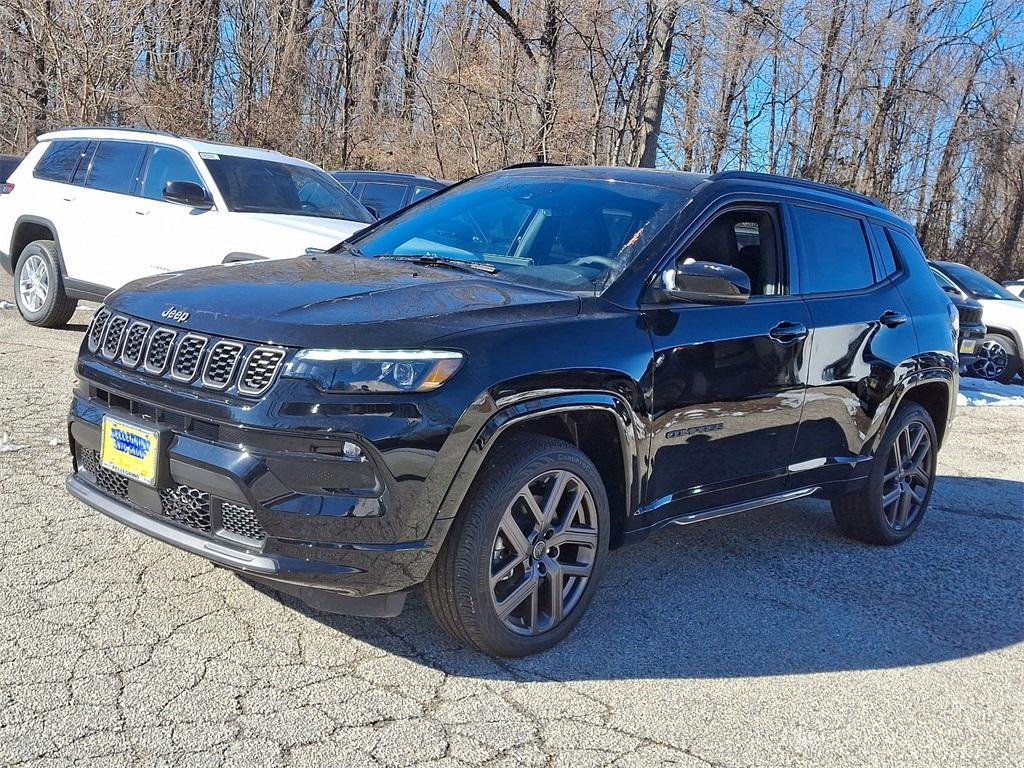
[360,182,407,217]
[793,207,875,294]
[84,141,148,194]
[34,140,90,183]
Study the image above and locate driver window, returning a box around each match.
[680,208,784,296]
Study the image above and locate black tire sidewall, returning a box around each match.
[453,438,610,657]
[14,240,66,326]
[986,333,1020,384]
[863,403,938,544]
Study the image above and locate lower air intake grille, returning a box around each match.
[220,501,267,542]
[79,447,129,500]
[238,347,286,395]
[158,485,212,532]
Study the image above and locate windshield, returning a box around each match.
[349,173,689,293]
[940,262,1019,301]
[203,154,373,223]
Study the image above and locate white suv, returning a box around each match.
[0,127,374,326]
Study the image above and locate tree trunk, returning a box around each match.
[638,1,679,168]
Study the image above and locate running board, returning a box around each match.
[668,486,820,528]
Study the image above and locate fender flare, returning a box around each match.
[883,367,957,447]
[10,215,65,275]
[432,391,643,526]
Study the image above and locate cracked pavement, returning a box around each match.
[1,271,1022,767]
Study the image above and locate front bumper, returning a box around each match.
[67,389,453,615]
[958,324,986,368]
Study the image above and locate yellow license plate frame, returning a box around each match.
[100,416,161,487]
[959,339,977,354]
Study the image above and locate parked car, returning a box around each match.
[946,293,986,374]
[0,127,374,327]
[1002,279,1024,299]
[330,170,448,217]
[930,260,1024,383]
[66,167,956,657]
[0,154,22,184]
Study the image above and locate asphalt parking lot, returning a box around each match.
[1,272,1022,768]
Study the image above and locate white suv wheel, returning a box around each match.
[18,253,49,312]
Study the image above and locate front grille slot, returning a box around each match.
[171,334,208,382]
[238,347,286,396]
[101,315,129,359]
[120,322,150,368]
[144,328,176,374]
[158,485,212,531]
[88,308,111,353]
[202,341,243,390]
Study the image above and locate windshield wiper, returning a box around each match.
[377,254,499,274]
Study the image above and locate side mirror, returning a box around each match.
[939,284,961,297]
[653,260,751,305]
[163,180,213,209]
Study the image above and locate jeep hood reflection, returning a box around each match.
[105,254,581,349]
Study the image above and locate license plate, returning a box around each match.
[100,416,160,486]
[959,339,977,354]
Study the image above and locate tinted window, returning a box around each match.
[360,182,407,217]
[34,140,90,183]
[411,185,440,203]
[870,223,898,277]
[352,174,690,293]
[794,207,874,293]
[142,146,204,200]
[204,155,373,223]
[680,208,783,295]
[932,260,1019,301]
[85,141,147,194]
[0,157,21,183]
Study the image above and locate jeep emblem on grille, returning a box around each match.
[161,307,190,324]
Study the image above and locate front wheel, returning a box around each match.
[14,239,77,327]
[832,403,938,545]
[424,435,610,657]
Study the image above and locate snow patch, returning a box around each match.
[957,377,1024,407]
[0,433,28,453]
[0,300,15,310]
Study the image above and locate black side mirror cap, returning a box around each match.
[163,180,213,210]
[650,260,751,306]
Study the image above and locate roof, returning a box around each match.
[36,127,319,169]
[496,164,710,192]
[330,170,444,184]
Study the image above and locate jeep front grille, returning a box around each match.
[77,447,267,544]
[90,310,287,398]
[238,347,286,396]
[88,308,112,353]
[170,334,208,382]
[101,315,129,359]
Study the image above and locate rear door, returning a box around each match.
[788,204,918,488]
[73,140,149,287]
[28,139,93,282]
[643,202,811,522]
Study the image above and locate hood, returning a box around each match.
[235,212,367,244]
[106,254,581,348]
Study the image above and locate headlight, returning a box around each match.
[285,349,464,393]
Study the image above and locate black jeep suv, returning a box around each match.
[67,167,957,657]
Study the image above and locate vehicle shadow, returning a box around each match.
[266,474,1024,680]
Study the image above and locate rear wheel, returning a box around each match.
[424,435,610,657]
[14,239,77,327]
[832,403,937,545]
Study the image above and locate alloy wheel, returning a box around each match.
[18,254,49,313]
[489,469,599,636]
[881,420,933,531]
[970,339,1009,380]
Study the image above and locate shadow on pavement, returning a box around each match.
[261,474,1024,680]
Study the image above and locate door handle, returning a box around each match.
[769,321,808,344]
[62,195,75,202]
[135,209,150,216]
[879,310,908,328]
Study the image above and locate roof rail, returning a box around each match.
[502,162,564,170]
[710,170,884,208]
[49,125,179,138]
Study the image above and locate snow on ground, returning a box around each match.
[957,376,1024,406]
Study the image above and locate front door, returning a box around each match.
[643,204,810,524]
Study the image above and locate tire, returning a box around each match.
[424,435,610,657]
[988,333,1019,385]
[13,239,77,327]
[968,333,1018,384]
[832,402,938,545]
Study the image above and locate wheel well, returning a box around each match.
[11,221,55,273]
[983,326,1020,351]
[502,411,629,548]
[900,382,950,446]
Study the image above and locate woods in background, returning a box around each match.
[1,0,1021,277]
